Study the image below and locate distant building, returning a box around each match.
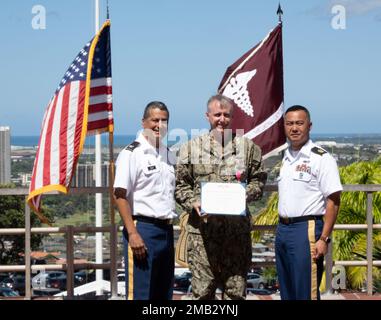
[315,141,337,147]
[71,163,94,187]
[70,162,110,187]
[316,141,355,149]
[101,162,110,187]
[21,173,32,186]
[0,126,11,184]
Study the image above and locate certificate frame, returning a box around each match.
[200,182,246,216]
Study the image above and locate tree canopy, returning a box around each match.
[0,184,53,264]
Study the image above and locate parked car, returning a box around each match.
[32,271,66,290]
[247,287,274,295]
[73,270,94,285]
[46,274,67,290]
[267,278,279,291]
[0,276,26,295]
[0,273,11,283]
[173,271,192,291]
[246,272,266,289]
[46,271,95,291]
[32,288,61,296]
[0,287,20,297]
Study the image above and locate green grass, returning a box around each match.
[54,211,94,227]
[54,211,122,227]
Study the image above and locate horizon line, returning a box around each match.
[10,132,381,137]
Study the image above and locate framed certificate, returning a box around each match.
[200,182,246,216]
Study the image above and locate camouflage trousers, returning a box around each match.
[187,232,252,300]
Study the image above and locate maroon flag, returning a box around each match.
[218,23,287,159]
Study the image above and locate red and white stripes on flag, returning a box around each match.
[88,77,113,134]
[28,21,113,222]
[28,81,86,222]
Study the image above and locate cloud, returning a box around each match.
[329,0,381,15]
[303,4,331,20]
[305,0,381,19]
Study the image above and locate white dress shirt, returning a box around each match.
[113,133,177,219]
[278,139,343,218]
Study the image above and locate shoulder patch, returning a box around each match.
[311,146,327,156]
[125,141,140,152]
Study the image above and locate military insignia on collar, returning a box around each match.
[311,146,327,156]
[125,141,140,152]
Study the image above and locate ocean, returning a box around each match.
[11,135,137,147]
[10,133,381,147]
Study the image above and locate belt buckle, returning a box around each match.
[283,217,290,225]
[167,219,173,225]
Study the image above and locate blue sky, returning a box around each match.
[1,0,380,136]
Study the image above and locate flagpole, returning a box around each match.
[106,0,119,299]
[94,0,104,295]
[277,3,286,161]
[108,127,118,299]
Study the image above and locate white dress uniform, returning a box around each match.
[278,139,343,218]
[113,132,177,300]
[275,139,342,300]
[113,132,177,220]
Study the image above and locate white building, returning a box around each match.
[21,173,32,186]
[70,162,110,187]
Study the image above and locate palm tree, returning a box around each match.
[345,233,381,290]
[253,157,381,291]
[252,192,278,242]
[333,159,381,290]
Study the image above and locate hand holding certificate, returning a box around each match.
[200,182,246,216]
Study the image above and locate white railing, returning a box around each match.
[0,187,118,300]
[252,184,381,296]
[0,184,381,298]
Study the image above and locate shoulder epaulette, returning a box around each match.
[125,141,140,152]
[311,146,327,156]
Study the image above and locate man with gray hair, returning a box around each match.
[175,94,267,299]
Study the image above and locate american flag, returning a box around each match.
[28,21,113,221]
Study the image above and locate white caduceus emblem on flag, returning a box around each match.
[222,69,257,117]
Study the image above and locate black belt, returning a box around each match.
[133,215,173,226]
[279,215,323,225]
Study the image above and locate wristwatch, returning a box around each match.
[320,236,331,244]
